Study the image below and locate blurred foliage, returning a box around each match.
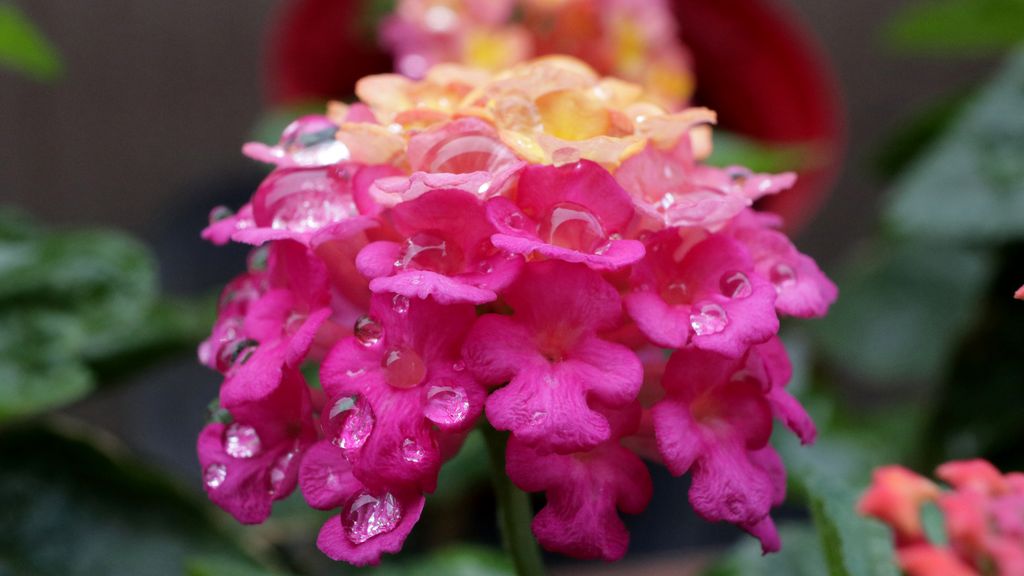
[874,88,975,180]
[810,242,995,383]
[886,0,1024,54]
[914,242,1024,472]
[0,3,63,81]
[0,426,258,576]
[0,210,214,422]
[885,47,1024,241]
[706,131,808,175]
[430,429,489,505]
[705,525,828,576]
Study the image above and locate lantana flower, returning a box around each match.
[859,459,1024,576]
[196,56,834,567]
[381,0,695,110]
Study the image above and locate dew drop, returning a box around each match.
[401,438,427,462]
[343,490,403,544]
[530,411,547,425]
[392,294,410,314]
[354,315,384,346]
[720,271,752,299]
[690,303,728,336]
[660,281,690,306]
[209,206,234,224]
[268,447,298,495]
[397,231,464,274]
[205,398,233,425]
[505,212,525,230]
[224,422,262,458]
[221,339,259,370]
[247,245,270,272]
[325,395,375,453]
[452,360,466,372]
[770,264,797,291]
[477,260,494,274]
[424,384,469,426]
[538,202,606,253]
[381,346,426,389]
[204,463,227,489]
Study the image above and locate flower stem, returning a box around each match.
[480,421,547,576]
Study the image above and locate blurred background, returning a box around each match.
[0,0,1018,574]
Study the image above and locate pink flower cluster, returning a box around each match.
[859,460,1024,576]
[197,58,835,566]
[381,0,694,110]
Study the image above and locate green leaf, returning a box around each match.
[884,47,1024,242]
[706,131,808,174]
[703,525,827,576]
[0,212,212,421]
[0,427,255,576]
[372,546,514,576]
[0,3,63,81]
[874,88,975,179]
[429,429,489,505]
[810,241,995,383]
[775,434,901,576]
[885,0,1024,55]
[186,556,287,576]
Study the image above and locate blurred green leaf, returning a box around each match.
[704,525,828,576]
[706,131,808,174]
[886,0,1024,54]
[430,429,489,505]
[773,433,901,576]
[885,47,1024,241]
[0,427,255,576]
[0,211,213,421]
[915,246,1024,471]
[371,546,513,576]
[186,556,287,576]
[874,88,975,179]
[811,241,995,383]
[0,3,63,81]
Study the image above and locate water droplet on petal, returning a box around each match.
[354,316,383,346]
[268,447,298,495]
[594,241,613,255]
[401,438,427,462]
[424,384,469,426]
[690,303,728,336]
[204,463,227,489]
[247,245,270,272]
[505,212,525,230]
[720,271,752,299]
[660,281,690,306]
[224,422,262,458]
[205,398,233,425]
[343,490,403,544]
[392,294,410,314]
[326,395,375,453]
[530,411,547,425]
[397,231,465,274]
[770,264,797,292]
[381,346,426,389]
[209,206,234,224]
[477,260,494,274]
[538,202,606,253]
[452,361,466,372]
[219,339,259,371]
